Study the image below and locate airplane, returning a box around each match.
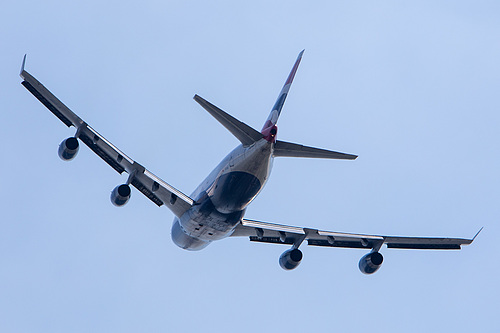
[19,51,480,274]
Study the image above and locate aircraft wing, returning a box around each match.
[20,56,194,218]
[231,219,479,250]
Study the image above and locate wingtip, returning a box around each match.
[193,94,204,103]
[20,54,27,77]
[472,227,483,242]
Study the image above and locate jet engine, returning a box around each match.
[110,184,131,207]
[358,252,384,275]
[279,248,303,270]
[58,137,79,161]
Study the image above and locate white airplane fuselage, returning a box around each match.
[171,138,274,250]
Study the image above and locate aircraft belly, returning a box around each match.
[171,219,210,251]
[209,171,262,213]
[209,140,273,213]
[177,197,245,242]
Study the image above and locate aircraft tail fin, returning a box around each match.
[273,140,357,160]
[193,52,357,161]
[193,95,262,146]
[261,50,304,139]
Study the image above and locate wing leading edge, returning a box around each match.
[231,219,479,250]
[20,56,194,218]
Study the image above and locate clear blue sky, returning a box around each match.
[1,1,498,332]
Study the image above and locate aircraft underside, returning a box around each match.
[172,140,273,250]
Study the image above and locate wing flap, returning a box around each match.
[20,68,83,128]
[383,235,473,250]
[132,168,194,215]
[240,219,305,234]
[21,80,74,127]
[386,243,461,250]
[249,236,295,245]
[308,239,370,249]
[77,125,132,174]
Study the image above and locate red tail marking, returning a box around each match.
[262,123,278,143]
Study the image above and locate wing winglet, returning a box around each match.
[20,54,27,77]
[472,227,483,242]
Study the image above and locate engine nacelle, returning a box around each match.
[110,184,131,207]
[358,252,384,275]
[279,248,303,270]
[58,137,79,161]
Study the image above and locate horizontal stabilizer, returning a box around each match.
[194,95,263,146]
[273,140,357,160]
